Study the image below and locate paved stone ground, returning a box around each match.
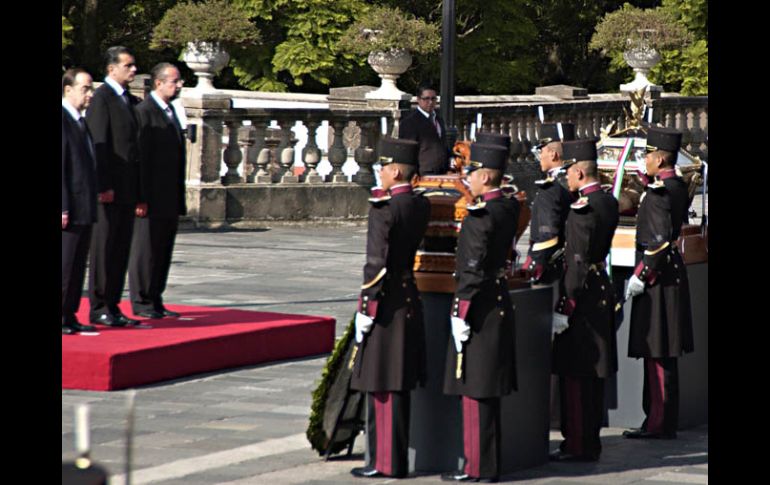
[62,195,708,484]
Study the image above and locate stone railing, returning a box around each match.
[177,87,706,226]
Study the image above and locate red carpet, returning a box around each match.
[62,299,335,391]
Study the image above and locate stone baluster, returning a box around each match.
[247,119,268,183]
[353,120,377,186]
[303,120,323,184]
[664,111,674,129]
[221,120,243,185]
[238,125,256,183]
[683,110,696,155]
[277,119,298,184]
[328,119,348,183]
[699,108,708,158]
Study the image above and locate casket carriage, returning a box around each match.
[411,144,532,293]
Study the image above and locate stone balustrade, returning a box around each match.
[175,87,706,226]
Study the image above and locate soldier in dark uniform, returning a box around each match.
[549,139,619,462]
[349,137,431,479]
[622,127,693,440]
[441,141,520,483]
[522,122,576,286]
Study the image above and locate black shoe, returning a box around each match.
[159,309,181,318]
[136,310,164,319]
[115,313,140,326]
[69,322,98,332]
[549,450,599,462]
[62,324,75,335]
[623,429,676,440]
[350,466,384,478]
[441,471,498,482]
[90,313,127,327]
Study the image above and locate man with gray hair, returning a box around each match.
[62,68,98,335]
[128,62,187,319]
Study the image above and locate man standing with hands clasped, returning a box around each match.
[62,68,98,335]
[128,62,187,319]
[86,46,141,327]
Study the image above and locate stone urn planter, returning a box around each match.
[182,41,230,91]
[365,49,413,100]
[619,31,662,95]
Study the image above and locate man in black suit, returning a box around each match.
[85,46,141,327]
[398,85,450,175]
[62,68,99,335]
[128,63,187,319]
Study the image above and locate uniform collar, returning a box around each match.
[657,168,677,180]
[389,184,413,196]
[481,188,503,202]
[578,182,602,197]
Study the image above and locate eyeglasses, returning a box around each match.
[420,96,438,101]
[165,78,185,85]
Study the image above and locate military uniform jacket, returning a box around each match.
[350,185,431,392]
[629,170,694,358]
[444,191,520,399]
[526,171,573,283]
[85,83,141,205]
[553,184,619,378]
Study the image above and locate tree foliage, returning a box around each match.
[61,0,707,95]
[150,0,260,50]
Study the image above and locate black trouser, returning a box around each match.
[559,376,605,458]
[365,391,410,477]
[89,203,135,318]
[129,216,178,313]
[62,224,92,324]
[642,357,679,435]
[461,395,501,479]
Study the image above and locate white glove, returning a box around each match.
[625,275,645,300]
[451,316,471,353]
[354,312,374,343]
[552,313,569,335]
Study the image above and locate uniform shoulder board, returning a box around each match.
[570,196,590,210]
[467,201,487,212]
[413,187,428,195]
[648,180,666,191]
[535,177,554,187]
[368,195,391,204]
[501,184,518,198]
[601,184,613,193]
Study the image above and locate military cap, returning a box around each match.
[537,122,576,148]
[562,139,598,169]
[466,143,509,173]
[475,131,511,150]
[378,137,419,166]
[645,126,682,154]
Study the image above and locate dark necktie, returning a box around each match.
[78,117,95,159]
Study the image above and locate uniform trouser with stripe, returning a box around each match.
[641,357,679,434]
[559,376,605,458]
[461,396,500,479]
[365,391,410,477]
